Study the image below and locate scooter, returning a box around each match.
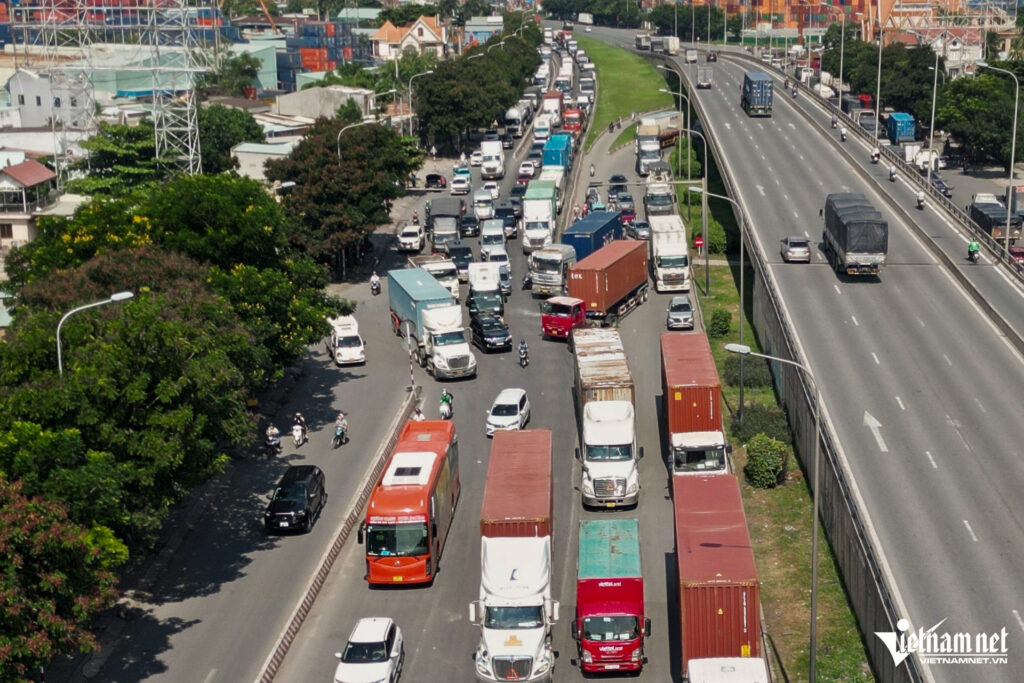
[519,346,529,368]
[916,194,926,210]
[521,273,532,290]
[370,279,381,296]
[291,423,306,447]
[871,150,880,164]
[889,168,897,183]
[440,398,453,420]
[968,249,980,264]
[264,429,282,456]
[332,424,346,448]
[412,212,419,225]
[791,87,798,98]
[831,117,838,129]
[840,129,847,142]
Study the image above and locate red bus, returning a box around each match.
[358,420,460,585]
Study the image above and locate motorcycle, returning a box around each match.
[791,87,798,98]
[440,398,453,420]
[264,429,282,456]
[332,423,347,448]
[521,273,533,290]
[916,194,925,210]
[412,212,419,225]
[519,346,529,368]
[291,423,306,447]
[871,150,880,164]
[889,168,897,183]
[840,129,847,142]
[370,279,381,296]
[968,249,980,264]
[831,117,838,129]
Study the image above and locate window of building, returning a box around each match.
[71,97,78,107]
[0,224,13,239]
[418,28,423,37]
[17,94,24,105]
[54,97,61,108]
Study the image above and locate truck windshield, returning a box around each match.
[526,221,549,232]
[485,605,544,629]
[646,194,673,206]
[657,254,689,268]
[429,266,458,281]
[640,149,661,160]
[433,330,466,346]
[582,616,639,642]
[585,444,632,461]
[540,301,574,317]
[364,522,429,557]
[673,446,726,472]
[531,256,562,273]
[482,234,504,246]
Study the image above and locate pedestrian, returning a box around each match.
[430,144,437,160]
[460,151,467,166]
[631,111,636,121]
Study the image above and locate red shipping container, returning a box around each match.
[325,22,335,36]
[660,332,722,434]
[673,474,760,676]
[568,240,648,317]
[479,430,552,539]
[343,46,353,60]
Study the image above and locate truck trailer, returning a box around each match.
[822,192,889,275]
[561,211,622,261]
[567,240,649,325]
[741,71,773,117]
[572,519,650,674]
[523,181,559,252]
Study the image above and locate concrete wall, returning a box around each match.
[275,86,374,119]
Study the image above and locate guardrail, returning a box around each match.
[643,48,924,683]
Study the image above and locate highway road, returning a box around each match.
[584,26,1024,683]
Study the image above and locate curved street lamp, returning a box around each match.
[407,70,434,137]
[336,120,369,160]
[57,291,134,376]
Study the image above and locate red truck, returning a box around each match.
[572,518,650,674]
[563,108,584,135]
[672,474,761,677]
[540,295,585,340]
[567,240,649,325]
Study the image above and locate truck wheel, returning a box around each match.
[426,359,435,376]
[641,289,648,304]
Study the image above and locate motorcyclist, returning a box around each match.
[968,240,980,260]
[916,190,926,208]
[871,147,880,162]
[589,163,595,178]
[412,210,419,225]
[840,126,847,141]
[889,165,897,181]
[831,113,838,128]
[440,389,453,415]
[784,78,790,90]
[292,412,307,440]
[518,338,529,359]
[266,424,280,441]
[335,411,348,432]
[412,407,426,421]
[370,271,381,291]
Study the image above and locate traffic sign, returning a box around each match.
[694,236,705,249]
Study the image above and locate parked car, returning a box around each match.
[451,177,471,195]
[333,617,404,683]
[460,215,480,238]
[625,219,651,240]
[666,295,694,330]
[780,236,812,263]
[263,465,327,533]
[928,170,953,198]
[425,173,447,189]
[397,223,425,252]
[485,388,531,436]
[470,312,512,352]
[467,291,505,321]
[470,150,484,166]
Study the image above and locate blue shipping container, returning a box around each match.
[542,134,572,169]
[887,112,915,145]
[741,71,773,117]
[387,268,455,341]
[561,211,622,261]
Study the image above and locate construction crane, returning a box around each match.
[219,0,282,34]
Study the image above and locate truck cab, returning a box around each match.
[577,401,642,508]
[409,254,460,300]
[540,296,584,339]
[651,231,690,292]
[644,183,676,217]
[421,304,477,379]
[529,244,576,297]
[671,432,729,475]
[327,315,365,366]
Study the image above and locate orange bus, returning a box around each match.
[358,420,461,585]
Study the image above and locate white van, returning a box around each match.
[473,189,494,220]
[533,114,552,142]
[327,315,365,366]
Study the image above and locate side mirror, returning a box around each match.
[727,445,734,453]
[645,618,652,637]
[357,524,365,544]
[638,446,645,460]
[548,599,560,623]
[570,621,579,640]
[575,447,581,461]
[469,601,482,625]
[334,652,343,661]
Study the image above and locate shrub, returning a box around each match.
[708,308,731,337]
[744,433,790,488]
[723,354,773,388]
[692,217,728,254]
[731,401,791,445]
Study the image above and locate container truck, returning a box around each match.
[529,243,577,297]
[886,112,915,145]
[567,240,649,325]
[387,268,477,379]
[651,230,690,292]
[970,195,1022,242]
[428,197,463,254]
[562,108,584,136]
[661,333,730,476]
[635,124,662,176]
[523,181,558,252]
[741,71,773,117]
[537,167,565,213]
[541,91,564,128]
[408,254,459,299]
[572,519,650,674]
[561,211,621,261]
[688,657,770,682]
[696,66,713,89]
[480,139,505,180]
[664,36,680,55]
[634,34,651,50]
[572,328,642,508]
[821,192,889,275]
[577,11,593,24]
[505,105,525,137]
[542,134,572,170]
[673,474,761,677]
[471,430,559,683]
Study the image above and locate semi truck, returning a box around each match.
[644,183,676,217]
[696,66,713,89]
[471,430,559,683]
[673,474,761,678]
[634,34,651,50]
[741,71,773,117]
[529,243,577,297]
[561,211,621,261]
[651,229,690,292]
[661,332,730,476]
[480,139,505,180]
[573,328,642,508]
[886,112,915,145]
[408,254,459,299]
[970,194,1023,242]
[567,240,649,325]
[635,124,662,176]
[387,268,477,379]
[541,90,564,128]
[562,107,584,136]
[542,134,572,170]
[428,196,463,254]
[664,36,681,55]
[821,192,889,275]
[523,181,558,252]
[688,657,770,682]
[572,519,650,674]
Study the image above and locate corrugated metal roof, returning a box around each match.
[2,159,55,187]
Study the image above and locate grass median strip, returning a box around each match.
[575,35,672,151]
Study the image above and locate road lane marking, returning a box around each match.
[784,193,790,201]
[789,122,796,129]
[803,230,810,238]
[863,411,889,452]
[895,395,904,410]
[1013,609,1024,634]
[833,284,841,295]
[793,210,800,219]
[756,185,766,196]
[973,397,986,413]
[963,519,979,542]
[925,451,937,468]
[943,354,952,366]
[871,352,880,365]
[917,316,926,327]
[851,315,859,326]
[203,671,218,683]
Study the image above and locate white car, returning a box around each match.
[396,223,424,252]
[485,388,531,436]
[333,617,404,683]
[482,181,500,200]
[451,177,471,195]
[518,161,537,179]
[328,315,366,365]
[470,150,484,166]
[484,244,511,275]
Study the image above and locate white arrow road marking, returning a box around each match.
[756,185,766,196]
[863,411,889,452]
[789,122,796,129]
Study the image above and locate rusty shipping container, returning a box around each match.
[573,328,635,410]
[673,474,761,676]
[479,430,553,539]
[568,240,648,318]
[661,332,723,434]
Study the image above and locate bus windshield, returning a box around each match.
[365,522,429,557]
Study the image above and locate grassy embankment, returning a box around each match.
[582,34,874,683]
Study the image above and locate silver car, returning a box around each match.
[666,296,694,330]
[780,236,812,263]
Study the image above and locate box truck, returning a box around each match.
[821,192,888,275]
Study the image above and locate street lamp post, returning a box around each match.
[979,61,1020,256]
[926,52,941,174]
[872,0,882,144]
[658,85,692,181]
[678,127,711,294]
[57,292,134,376]
[336,121,369,159]
[725,343,821,682]
[407,69,434,137]
[837,11,845,114]
[691,186,747,419]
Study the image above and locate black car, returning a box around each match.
[467,291,505,320]
[425,173,447,189]
[928,170,953,197]
[707,51,718,62]
[264,465,327,534]
[448,242,475,281]
[510,184,528,201]
[608,174,629,196]
[494,201,519,238]
[470,312,512,352]
[501,133,514,149]
[460,215,480,237]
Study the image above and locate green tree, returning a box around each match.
[937,72,1017,168]
[0,476,120,678]
[379,3,438,27]
[66,122,162,197]
[197,104,265,174]
[198,53,261,97]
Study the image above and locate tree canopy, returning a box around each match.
[198,104,265,174]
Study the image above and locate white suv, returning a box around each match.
[397,223,424,252]
[334,617,404,683]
